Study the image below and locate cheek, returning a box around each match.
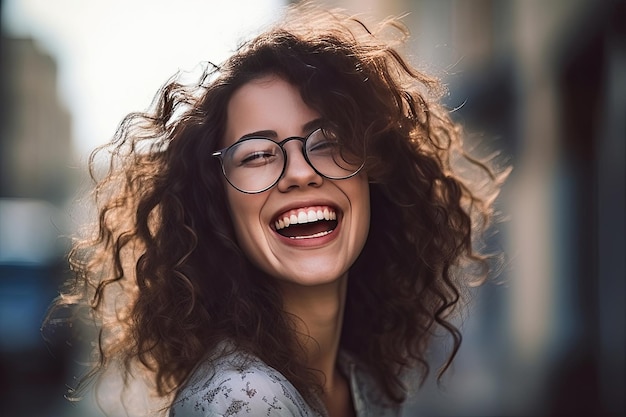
[357,184,371,241]
[354,175,371,216]
[225,189,266,252]
[347,176,371,246]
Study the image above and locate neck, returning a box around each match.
[279,274,348,390]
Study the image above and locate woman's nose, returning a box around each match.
[276,141,323,192]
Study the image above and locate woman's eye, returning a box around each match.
[309,140,339,154]
[239,151,277,166]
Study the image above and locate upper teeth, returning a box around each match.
[275,206,336,230]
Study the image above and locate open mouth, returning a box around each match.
[274,206,338,239]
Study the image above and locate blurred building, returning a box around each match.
[1,36,75,203]
[1,34,78,417]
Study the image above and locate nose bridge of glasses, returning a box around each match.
[278,135,307,150]
[280,136,319,175]
[279,136,308,159]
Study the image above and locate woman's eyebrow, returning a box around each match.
[238,130,277,140]
[302,118,324,134]
[236,119,325,142]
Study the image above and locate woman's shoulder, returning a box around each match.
[169,348,322,417]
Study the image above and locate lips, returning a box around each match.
[273,205,338,239]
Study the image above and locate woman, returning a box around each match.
[53,4,506,417]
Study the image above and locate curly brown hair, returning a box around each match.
[51,3,507,413]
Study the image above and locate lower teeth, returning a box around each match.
[290,230,333,240]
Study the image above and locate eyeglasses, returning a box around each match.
[212,128,364,194]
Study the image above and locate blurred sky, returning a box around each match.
[2,0,284,158]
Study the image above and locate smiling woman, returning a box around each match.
[46,3,507,417]
[221,76,370,289]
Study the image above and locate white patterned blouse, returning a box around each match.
[169,346,401,417]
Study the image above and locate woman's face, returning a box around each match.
[222,75,370,287]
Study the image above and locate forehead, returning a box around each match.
[223,75,320,147]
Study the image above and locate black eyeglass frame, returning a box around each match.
[212,128,365,194]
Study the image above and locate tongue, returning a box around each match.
[278,220,337,238]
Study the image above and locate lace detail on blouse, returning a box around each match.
[169,347,401,417]
[169,349,322,417]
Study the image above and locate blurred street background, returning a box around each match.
[1,0,624,416]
